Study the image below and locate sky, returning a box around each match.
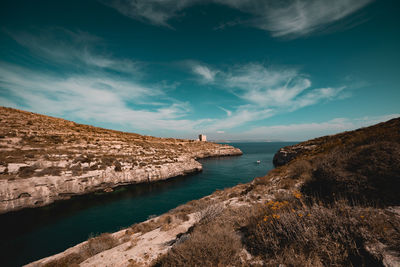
[0,0,399,141]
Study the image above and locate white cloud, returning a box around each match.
[218,106,232,116]
[218,63,346,111]
[209,106,274,131]
[0,61,208,133]
[192,64,218,82]
[224,114,400,141]
[103,0,373,38]
[102,0,198,28]
[216,0,373,38]
[5,28,140,74]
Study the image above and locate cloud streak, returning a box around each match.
[216,0,373,38]
[0,61,199,132]
[191,64,218,82]
[102,0,373,38]
[216,114,400,141]
[217,63,347,113]
[0,27,367,140]
[102,0,198,28]
[4,28,140,75]
[0,28,206,134]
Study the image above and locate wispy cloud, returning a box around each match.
[0,61,200,132]
[192,64,218,82]
[0,28,352,138]
[217,63,347,112]
[101,0,198,28]
[102,0,373,38]
[220,114,400,141]
[0,28,209,134]
[0,27,371,140]
[4,28,140,74]
[218,106,232,116]
[178,62,348,133]
[216,0,373,38]
[207,106,274,131]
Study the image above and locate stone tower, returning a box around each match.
[199,134,207,141]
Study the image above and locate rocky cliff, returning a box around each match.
[272,144,316,167]
[0,107,242,214]
[273,117,400,167]
[26,117,400,267]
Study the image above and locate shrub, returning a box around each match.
[43,233,118,267]
[154,222,243,267]
[18,165,37,178]
[302,141,400,206]
[84,233,119,257]
[242,201,396,266]
[43,253,83,267]
[70,164,82,176]
[114,161,122,172]
[37,166,62,176]
[287,159,312,180]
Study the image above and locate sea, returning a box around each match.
[0,142,296,267]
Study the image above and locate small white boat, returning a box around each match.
[256,160,261,164]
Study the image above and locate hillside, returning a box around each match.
[0,107,242,214]
[28,117,400,267]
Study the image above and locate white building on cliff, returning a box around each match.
[199,134,207,141]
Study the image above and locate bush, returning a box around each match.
[114,161,122,172]
[43,253,83,267]
[43,233,118,267]
[18,165,37,178]
[242,200,397,266]
[154,222,243,267]
[37,166,62,176]
[85,233,119,257]
[302,141,400,206]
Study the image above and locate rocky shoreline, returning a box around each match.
[23,117,400,267]
[0,147,241,214]
[0,107,242,214]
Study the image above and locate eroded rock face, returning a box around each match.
[272,142,318,167]
[0,107,242,214]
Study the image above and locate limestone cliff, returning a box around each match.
[273,143,316,167]
[26,117,400,267]
[0,107,242,214]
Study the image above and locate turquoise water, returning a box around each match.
[0,142,295,267]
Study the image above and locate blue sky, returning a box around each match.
[0,0,399,141]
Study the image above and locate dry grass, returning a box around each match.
[130,213,189,234]
[153,117,400,267]
[42,233,119,267]
[37,166,63,176]
[17,165,37,178]
[154,222,244,267]
[0,106,239,180]
[43,253,82,267]
[242,196,400,266]
[302,141,400,206]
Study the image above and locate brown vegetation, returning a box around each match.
[243,197,398,266]
[154,117,400,267]
[43,233,119,267]
[155,219,243,267]
[18,109,398,266]
[302,141,400,206]
[0,106,239,180]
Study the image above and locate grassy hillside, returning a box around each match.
[155,118,400,266]
[0,106,237,181]
[30,117,400,267]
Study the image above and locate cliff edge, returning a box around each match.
[0,107,242,214]
[25,117,400,267]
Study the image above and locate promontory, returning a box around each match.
[0,107,242,214]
